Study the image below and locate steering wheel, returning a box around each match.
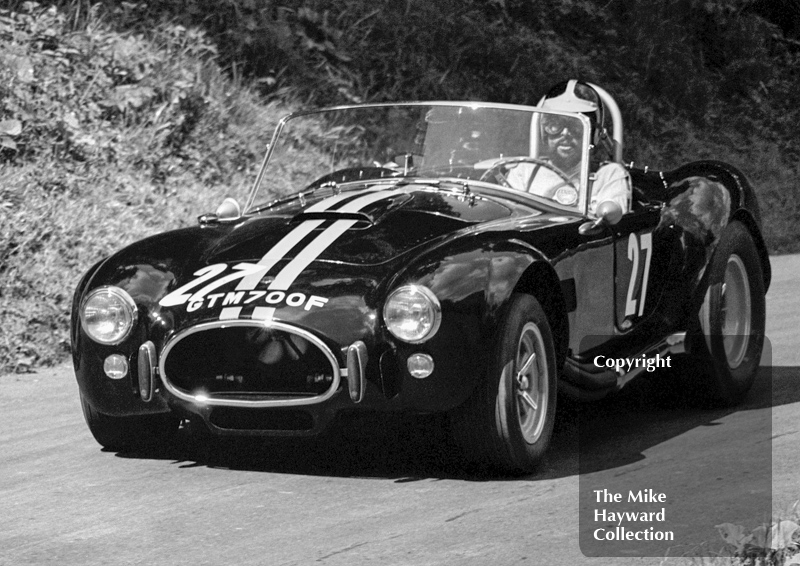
[478,157,578,205]
[478,157,571,188]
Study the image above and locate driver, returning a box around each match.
[509,80,631,216]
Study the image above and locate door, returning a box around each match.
[612,203,673,333]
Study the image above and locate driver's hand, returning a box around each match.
[504,163,530,192]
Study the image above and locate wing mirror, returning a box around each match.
[215,197,242,219]
[198,197,242,226]
[578,201,623,236]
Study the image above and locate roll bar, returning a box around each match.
[587,82,624,163]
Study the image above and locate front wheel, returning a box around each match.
[692,221,766,406]
[80,392,180,451]
[451,294,557,474]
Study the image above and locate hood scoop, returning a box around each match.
[290,210,374,228]
[291,192,413,228]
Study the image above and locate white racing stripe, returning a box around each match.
[251,307,276,321]
[233,219,324,292]
[267,220,358,291]
[304,190,368,212]
[219,307,243,320]
[219,189,395,321]
[224,189,370,301]
[234,188,377,292]
[266,190,395,291]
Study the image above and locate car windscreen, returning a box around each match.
[247,103,590,213]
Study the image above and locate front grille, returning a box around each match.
[160,321,341,407]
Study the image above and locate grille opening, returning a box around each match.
[163,326,335,397]
[209,407,314,431]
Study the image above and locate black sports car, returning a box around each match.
[71,93,769,473]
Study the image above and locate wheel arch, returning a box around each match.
[662,160,771,301]
[395,238,570,381]
[731,208,771,292]
[512,260,570,369]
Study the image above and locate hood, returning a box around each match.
[167,186,515,328]
[92,184,523,342]
[83,183,587,352]
[203,185,514,267]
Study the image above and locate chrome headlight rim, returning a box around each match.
[383,284,442,344]
[80,285,138,345]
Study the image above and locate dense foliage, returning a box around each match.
[0,3,278,372]
[66,0,799,163]
[4,1,800,162]
[0,0,798,372]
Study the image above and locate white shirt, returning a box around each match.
[505,160,631,216]
[506,162,576,200]
[589,162,631,216]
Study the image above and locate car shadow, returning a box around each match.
[114,364,799,482]
[537,363,795,480]
[114,409,478,481]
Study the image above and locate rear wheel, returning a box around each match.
[80,392,180,451]
[692,221,765,405]
[452,294,557,474]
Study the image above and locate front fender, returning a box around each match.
[382,237,559,411]
[397,237,546,335]
[71,256,179,417]
[70,257,108,353]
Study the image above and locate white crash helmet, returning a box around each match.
[539,79,612,156]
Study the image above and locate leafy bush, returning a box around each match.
[715,502,800,565]
[0,2,289,372]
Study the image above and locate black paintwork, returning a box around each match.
[71,161,769,435]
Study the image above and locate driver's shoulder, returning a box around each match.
[595,160,630,180]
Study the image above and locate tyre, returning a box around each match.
[452,293,558,474]
[692,221,765,406]
[80,392,180,451]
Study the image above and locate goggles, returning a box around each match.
[541,115,583,136]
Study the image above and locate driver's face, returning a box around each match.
[542,116,583,172]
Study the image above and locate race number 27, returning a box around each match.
[624,232,653,317]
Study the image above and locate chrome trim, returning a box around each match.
[80,285,138,345]
[138,341,157,402]
[158,320,341,408]
[346,341,368,403]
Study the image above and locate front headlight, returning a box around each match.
[80,286,138,345]
[383,285,441,343]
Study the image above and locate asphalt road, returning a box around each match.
[2,255,798,566]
